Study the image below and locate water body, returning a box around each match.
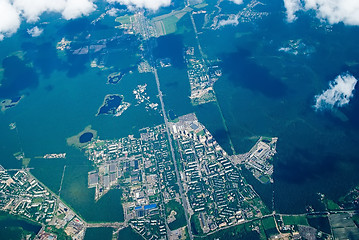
[97,95,124,115]
[153,35,186,69]
[84,227,113,240]
[0,56,38,99]
[148,11,359,212]
[220,48,287,98]
[0,211,41,239]
[194,1,359,213]
[0,9,162,223]
[79,132,94,143]
[22,41,65,78]
[1,1,359,227]
[117,227,143,240]
[60,164,125,222]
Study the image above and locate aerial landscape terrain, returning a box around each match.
[1,0,359,239]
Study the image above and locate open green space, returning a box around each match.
[45,226,71,240]
[152,7,192,36]
[165,200,186,230]
[324,199,340,211]
[190,214,203,236]
[261,216,276,230]
[353,214,359,227]
[193,3,208,9]
[115,15,132,25]
[282,215,308,226]
[261,216,278,238]
[203,221,262,240]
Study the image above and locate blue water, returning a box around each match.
[0,8,162,222]
[84,227,113,240]
[79,132,93,143]
[1,0,359,223]
[98,95,123,115]
[154,35,186,68]
[194,0,359,213]
[0,211,41,239]
[0,56,38,99]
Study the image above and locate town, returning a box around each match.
[169,114,269,231]
[0,166,87,240]
[84,124,182,239]
[184,47,221,106]
[81,113,274,239]
[230,136,277,184]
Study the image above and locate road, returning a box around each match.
[185,0,236,155]
[153,68,194,240]
[58,165,66,197]
[25,169,89,228]
[6,168,34,171]
[86,222,127,229]
[195,209,359,238]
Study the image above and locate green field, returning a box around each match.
[261,216,278,238]
[115,15,132,25]
[190,214,203,235]
[258,175,270,184]
[46,226,71,240]
[166,200,186,230]
[324,199,340,211]
[352,214,359,227]
[196,130,205,136]
[282,215,309,226]
[152,7,192,36]
[193,3,208,9]
[204,221,263,240]
[261,216,276,230]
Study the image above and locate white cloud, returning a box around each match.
[283,0,359,25]
[62,0,96,20]
[218,15,239,28]
[13,0,96,21]
[283,0,302,22]
[228,0,243,4]
[27,26,43,37]
[0,0,21,40]
[0,0,96,40]
[107,7,119,16]
[13,0,64,22]
[107,0,171,11]
[314,73,358,111]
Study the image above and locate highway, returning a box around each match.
[153,68,194,240]
[6,168,34,171]
[185,0,236,155]
[86,221,127,229]
[58,165,66,197]
[194,209,359,238]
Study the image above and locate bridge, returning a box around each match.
[86,221,127,229]
[6,168,34,171]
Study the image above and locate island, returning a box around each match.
[66,125,98,148]
[96,94,130,117]
[0,96,23,112]
[107,72,125,84]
